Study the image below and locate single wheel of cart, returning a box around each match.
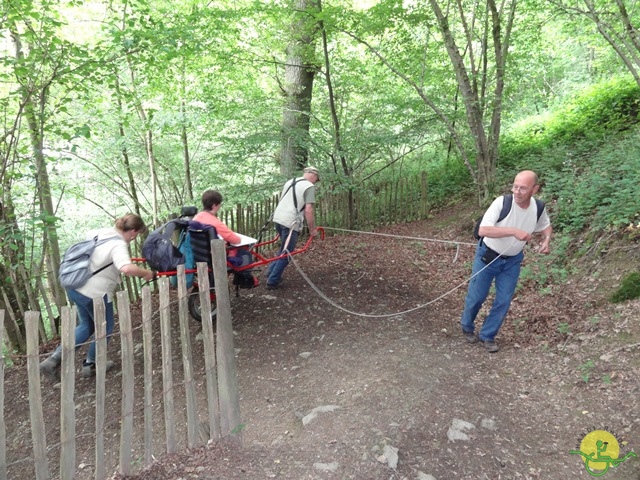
[188,286,217,323]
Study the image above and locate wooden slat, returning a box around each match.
[211,240,241,443]
[177,265,200,448]
[197,262,220,441]
[25,311,49,479]
[93,299,107,480]
[117,291,134,476]
[141,286,154,466]
[158,277,176,453]
[60,306,76,480]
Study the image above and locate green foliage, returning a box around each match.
[578,359,595,383]
[499,76,640,233]
[610,272,640,303]
[500,76,640,164]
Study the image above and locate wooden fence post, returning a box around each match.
[25,311,49,480]
[93,299,107,480]
[176,266,200,449]
[60,306,76,480]
[210,240,241,443]
[141,286,155,466]
[158,277,177,454]
[117,291,134,476]
[196,262,221,441]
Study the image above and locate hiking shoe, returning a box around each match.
[481,340,499,353]
[266,281,283,290]
[81,360,115,378]
[40,355,62,381]
[463,331,479,344]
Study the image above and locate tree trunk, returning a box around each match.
[280,0,319,177]
[429,0,516,203]
[181,100,194,204]
[9,28,66,320]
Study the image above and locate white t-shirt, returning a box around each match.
[272,177,315,232]
[76,228,130,301]
[480,195,551,256]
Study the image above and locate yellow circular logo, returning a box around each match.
[579,430,620,471]
[570,429,636,477]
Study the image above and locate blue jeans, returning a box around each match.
[460,241,524,341]
[54,290,114,364]
[266,223,299,286]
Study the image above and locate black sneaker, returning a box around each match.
[266,281,283,290]
[481,340,499,353]
[463,331,479,344]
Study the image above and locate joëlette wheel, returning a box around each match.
[188,287,217,322]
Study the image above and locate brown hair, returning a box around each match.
[115,213,147,233]
[202,190,223,211]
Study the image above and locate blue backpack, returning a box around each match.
[170,229,195,288]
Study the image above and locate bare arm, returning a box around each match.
[304,203,317,237]
[120,263,155,281]
[478,225,532,242]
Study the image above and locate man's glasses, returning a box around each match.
[511,185,531,193]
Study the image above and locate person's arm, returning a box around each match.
[215,222,242,245]
[120,263,154,281]
[304,203,317,237]
[478,225,532,242]
[536,226,552,254]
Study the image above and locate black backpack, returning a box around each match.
[473,194,545,240]
[142,218,189,272]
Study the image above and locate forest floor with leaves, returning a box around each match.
[5,202,640,480]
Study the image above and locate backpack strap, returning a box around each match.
[90,235,122,276]
[534,198,545,221]
[281,177,310,213]
[497,194,513,223]
[496,194,545,222]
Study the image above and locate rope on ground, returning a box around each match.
[288,230,518,319]
[288,254,470,318]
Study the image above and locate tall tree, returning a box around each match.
[341,0,517,202]
[279,0,320,177]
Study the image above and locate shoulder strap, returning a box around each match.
[534,198,545,221]
[497,194,513,223]
[497,194,545,222]
[281,177,308,213]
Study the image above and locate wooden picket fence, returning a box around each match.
[0,241,239,480]
[220,171,430,236]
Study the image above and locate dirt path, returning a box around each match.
[5,206,640,479]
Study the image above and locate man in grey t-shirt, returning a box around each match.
[266,166,320,289]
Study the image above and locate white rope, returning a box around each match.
[286,231,519,319]
[322,226,477,247]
